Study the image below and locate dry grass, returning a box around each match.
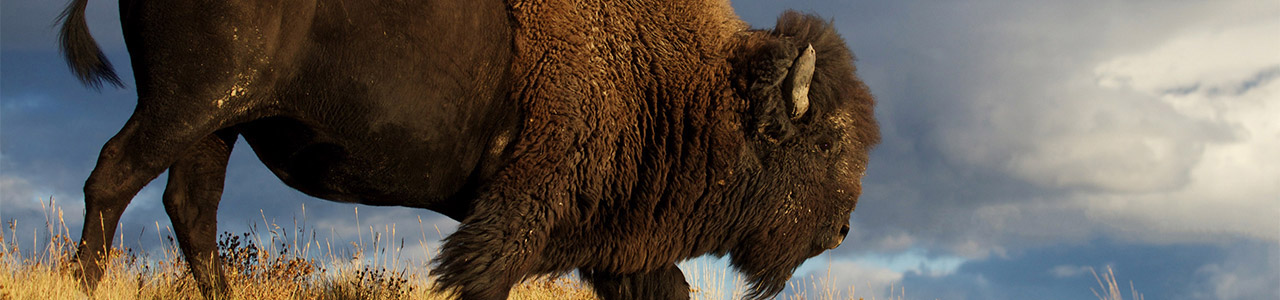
[0,198,1151,300]
[1091,266,1144,300]
[0,198,922,300]
[0,199,596,300]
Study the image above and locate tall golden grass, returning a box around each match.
[1090,266,1144,300]
[0,198,1143,300]
[0,198,596,300]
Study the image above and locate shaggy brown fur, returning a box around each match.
[57,0,878,298]
[434,1,879,299]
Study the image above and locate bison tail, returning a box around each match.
[56,0,124,89]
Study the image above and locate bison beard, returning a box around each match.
[734,236,810,298]
[57,0,879,298]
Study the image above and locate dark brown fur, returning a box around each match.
[58,0,878,298]
[435,2,878,299]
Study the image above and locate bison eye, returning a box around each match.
[818,141,832,152]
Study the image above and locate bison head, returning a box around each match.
[725,11,880,298]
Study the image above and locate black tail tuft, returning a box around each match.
[56,0,124,90]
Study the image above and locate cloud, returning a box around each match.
[1069,14,1280,243]
[1196,264,1275,300]
[0,174,42,212]
[937,6,1280,197]
[815,3,1280,298]
[841,0,1280,261]
[1188,240,1280,300]
[898,239,1262,300]
[1048,264,1089,278]
[2,0,1276,299]
[789,259,905,300]
[1095,17,1280,97]
[0,173,88,256]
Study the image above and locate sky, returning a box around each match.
[2,0,1277,299]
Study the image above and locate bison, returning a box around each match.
[58,0,879,299]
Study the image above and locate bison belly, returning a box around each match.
[230,0,517,220]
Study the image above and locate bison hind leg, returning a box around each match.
[162,131,238,298]
[582,263,691,300]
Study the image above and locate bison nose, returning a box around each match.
[828,223,850,250]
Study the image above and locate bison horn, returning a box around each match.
[786,44,816,119]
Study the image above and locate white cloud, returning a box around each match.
[1048,264,1090,278]
[936,1,1280,244]
[0,174,86,254]
[1073,15,1280,243]
[682,253,939,299]
[1195,263,1275,300]
[1095,17,1280,99]
[785,248,965,299]
[791,259,905,300]
[1002,99,1214,193]
[0,174,41,212]
[841,249,965,278]
[0,173,83,226]
[1190,242,1280,300]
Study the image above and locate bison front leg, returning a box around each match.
[430,191,556,299]
[161,131,237,299]
[582,264,692,300]
[429,125,584,299]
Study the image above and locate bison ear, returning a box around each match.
[735,38,815,142]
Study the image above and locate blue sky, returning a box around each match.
[2,0,1277,299]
